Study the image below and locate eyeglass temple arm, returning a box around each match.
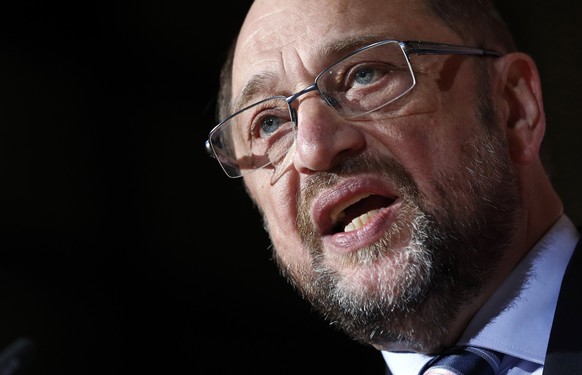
[404,40,502,57]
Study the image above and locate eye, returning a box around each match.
[249,109,289,139]
[245,99,292,141]
[245,100,294,162]
[258,115,284,138]
[346,62,392,89]
[352,66,379,85]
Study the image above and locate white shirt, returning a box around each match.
[382,215,580,375]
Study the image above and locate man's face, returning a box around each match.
[231,0,521,352]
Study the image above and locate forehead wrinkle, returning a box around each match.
[234,44,303,113]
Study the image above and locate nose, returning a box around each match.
[292,96,366,174]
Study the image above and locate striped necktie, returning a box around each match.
[418,346,503,375]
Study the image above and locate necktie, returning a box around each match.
[418,346,503,375]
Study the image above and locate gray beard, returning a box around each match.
[270,121,521,352]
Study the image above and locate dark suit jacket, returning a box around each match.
[543,237,582,373]
[384,239,582,375]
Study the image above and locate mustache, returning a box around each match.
[298,152,421,207]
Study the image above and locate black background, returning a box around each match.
[0,1,580,374]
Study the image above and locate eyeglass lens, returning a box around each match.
[209,40,415,177]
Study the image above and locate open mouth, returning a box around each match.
[330,194,396,234]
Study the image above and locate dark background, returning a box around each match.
[0,1,580,374]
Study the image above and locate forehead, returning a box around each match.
[232,0,456,100]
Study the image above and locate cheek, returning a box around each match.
[245,171,298,219]
[407,67,484,158]
[369,96,480,201]
[244,172,309,265]
[365,93,445,174]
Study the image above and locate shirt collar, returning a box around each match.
[382,215,580,374]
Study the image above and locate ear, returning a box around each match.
[493,52,546,165]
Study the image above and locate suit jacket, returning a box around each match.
[543,237,582,374]
[384,238,582,375]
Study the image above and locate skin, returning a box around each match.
[231,0,563,354]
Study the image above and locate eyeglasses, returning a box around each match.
[206,40,502,178]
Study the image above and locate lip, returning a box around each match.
[311,176,402,253]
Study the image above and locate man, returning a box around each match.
[205,0,581,373]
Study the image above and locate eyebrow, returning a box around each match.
[233,34,389,112]
[233,72,280,113]
[320,34,387,57]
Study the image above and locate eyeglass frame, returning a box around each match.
[206,39,502,178]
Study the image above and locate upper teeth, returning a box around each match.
[330,194,371,223]
[344,209,379,232]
